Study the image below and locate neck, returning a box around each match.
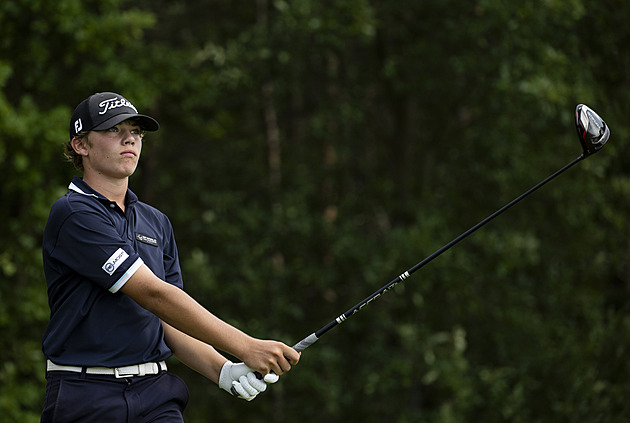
[82,173,129,211]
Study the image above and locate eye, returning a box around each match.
[107,127,119,133]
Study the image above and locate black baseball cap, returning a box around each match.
[69,92,159,139]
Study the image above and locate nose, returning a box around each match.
[122,129,139,144]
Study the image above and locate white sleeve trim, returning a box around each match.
[109,257,144,293]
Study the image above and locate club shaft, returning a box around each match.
[292,155,585,352]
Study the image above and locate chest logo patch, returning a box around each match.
[102,248,129,276]
[136,232,158,247]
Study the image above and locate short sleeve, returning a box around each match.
[51,210,143,293]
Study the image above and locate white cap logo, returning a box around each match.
[98,96,138,115]
[74,118,83,134]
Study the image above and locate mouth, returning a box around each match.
[121,151,137,158]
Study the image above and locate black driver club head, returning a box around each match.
[576,104,610,157]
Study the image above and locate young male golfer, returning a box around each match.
[40,92,299,422]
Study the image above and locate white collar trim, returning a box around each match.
[68,182,99,198]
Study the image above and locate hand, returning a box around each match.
[218,361,278,401]
[241,339,301,376]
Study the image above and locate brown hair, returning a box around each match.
[64,132,90,171]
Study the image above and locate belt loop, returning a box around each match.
[80,366,87,379]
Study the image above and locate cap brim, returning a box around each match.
[91,113,160,132]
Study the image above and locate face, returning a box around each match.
[73,120,145,180]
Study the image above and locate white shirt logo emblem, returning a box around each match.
[102,248,129,276]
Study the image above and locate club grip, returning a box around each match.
[293,333,319,352]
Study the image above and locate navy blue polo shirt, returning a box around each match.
[42,176,183,367]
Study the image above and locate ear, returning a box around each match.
[71,136,89,156]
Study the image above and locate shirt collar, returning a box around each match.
[68,176,138,206]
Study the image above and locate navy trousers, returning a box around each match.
[41,370,189,422]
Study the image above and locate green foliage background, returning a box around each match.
[1,1,630,422]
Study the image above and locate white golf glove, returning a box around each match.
[218,361,280,401]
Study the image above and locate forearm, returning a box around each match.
[162,321,227,383]
[121,264,300,375]
[122,265,253,360]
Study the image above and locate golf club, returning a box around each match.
[291,104,610,353]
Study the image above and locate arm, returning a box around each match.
[163,321,280,401]
[120,264,299,376]
[161,320,227,383]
